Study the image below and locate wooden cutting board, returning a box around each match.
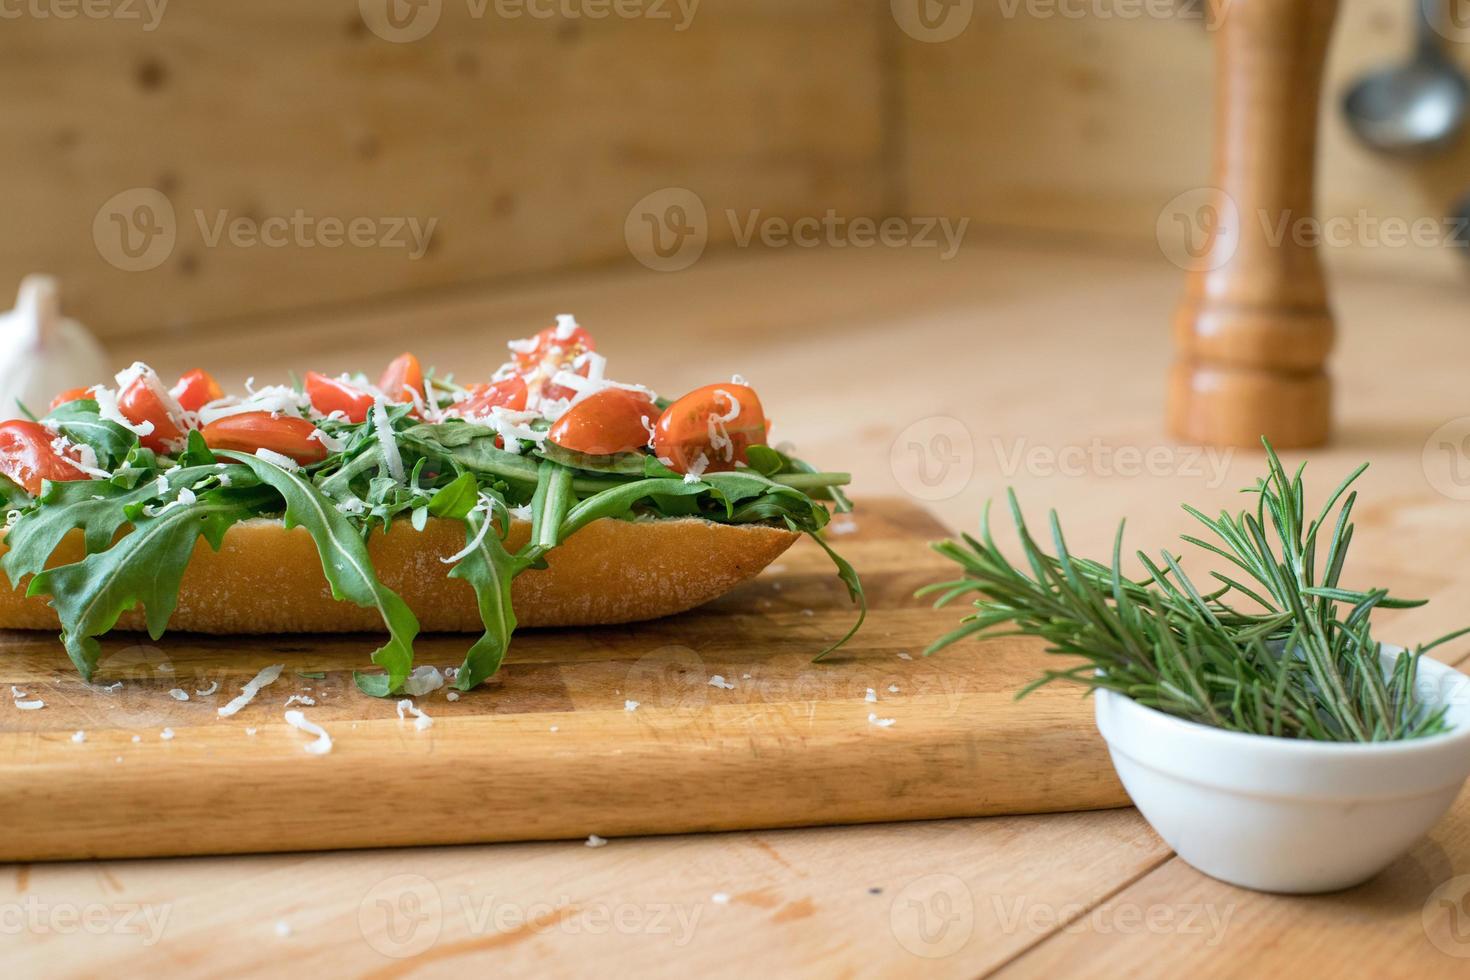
[0,499,1127,862]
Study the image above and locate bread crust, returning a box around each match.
[0,517,798,634]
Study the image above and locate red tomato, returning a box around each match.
[511,320,595,375]
[0,420,84,496]
[454,376,528,418]
[48,387,95,411]
[172,369,224,413]
[305,371,375,423]
[379,353,424,404]
[201,413,328,465]
[118,368,185,453]
[548,388,656,456]
[653,383,768,474]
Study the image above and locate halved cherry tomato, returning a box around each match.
[201,412,328,465]
[511,320,595,375]
[653,383,768,474]
[379,353,424,404]
[0,420,84,496]
[118,367,185,453]
[305,371,375,423]
[49,387,95,411]
[172,369,224,413]
[548,388,656,456]
[453,376,528,418]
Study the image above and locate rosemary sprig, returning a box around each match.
[921,440,1470,742]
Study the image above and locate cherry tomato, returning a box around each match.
[548,388,656,456]
[653,383,768,474]
[172,369,224,413]
[305,371,375,423]
[48,387,95,411]
[453,376,528,418]
[379,353,424,404]
[118,368,185,453]
[511,321,595,375]
[0,420,84,496]
[201,412,328,465]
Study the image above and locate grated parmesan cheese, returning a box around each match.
[160,728,175,740]
[284,710,333,755]
[868,713,896,728]
[372,400,405,482]
[254,449,300,472]
[195,681,219,697]
[167,689,190,701]
[624,700,640,712]
[71,730,85,743]
[402,666,445,696]
[708,675,735,690]
[218,664,285,718]
[585,834,608,848]
[396,698,433,731]
[283,694,316,708]
[865,689,878,703]
[15,699,43,711]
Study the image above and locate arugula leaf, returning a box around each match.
[220,452,421,697]
[802,526,868,661]
[44,400,138,469]
[536,443,648,476]
[448,509,527,690]
[428,473,480,521]
[559,478,709,539]
[1,465,248,586]
[1,476,29,512]
[529,459,575,556]
[398,423,540,490]
[29,489,262,680]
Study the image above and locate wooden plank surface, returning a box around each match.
[3,243,1470,975]
[0,0,885,338]
[0,498,1127,862]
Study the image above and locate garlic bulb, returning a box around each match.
[0,276,109,420]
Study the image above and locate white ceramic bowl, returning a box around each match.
[1094,653,1470,893]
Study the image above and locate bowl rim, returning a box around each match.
[1094,651,1470,757]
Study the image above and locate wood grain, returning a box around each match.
[3,244,1469,975]
[0,498,1128,862]
[0,1,885,339]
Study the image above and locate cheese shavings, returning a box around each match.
[15,699,45,710]
[254,449,300,472]
[195,681,220,697]
[167,689,190,701]
[708,675,735,690]
[868,713,896,728]
[218,663,285,717]
[402,666,445,696]
[372,400,406,482]
[396,698,433,731]
[283,710,333,754]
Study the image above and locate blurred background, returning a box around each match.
[6,0,1470,561]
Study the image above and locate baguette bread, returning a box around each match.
[0,516,798,634]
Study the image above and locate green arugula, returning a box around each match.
[221,452,421,697]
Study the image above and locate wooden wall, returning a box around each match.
[1,0,888,339]
[2,0,1465,342]
[899,0,1470,283]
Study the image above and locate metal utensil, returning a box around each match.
[1343,0,1470,154]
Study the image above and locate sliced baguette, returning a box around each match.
[0,517,798,634]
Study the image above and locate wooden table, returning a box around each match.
[6,242,1470,977]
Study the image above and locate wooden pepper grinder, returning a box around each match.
[1168,0,1339,449]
